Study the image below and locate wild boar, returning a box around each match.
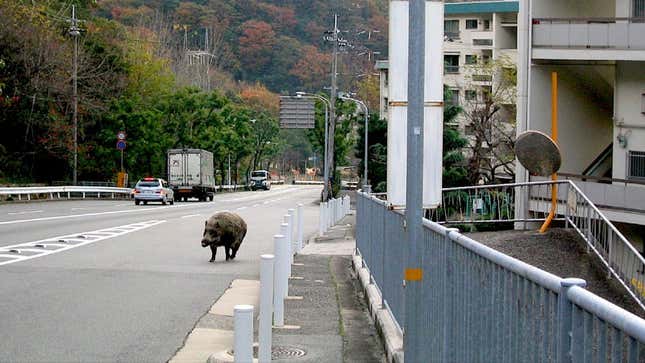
[201,212,247,262]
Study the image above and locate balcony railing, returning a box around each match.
[533,17,645,50]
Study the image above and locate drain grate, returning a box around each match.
[272,346,307,359]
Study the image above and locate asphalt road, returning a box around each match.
[0,185,322,363]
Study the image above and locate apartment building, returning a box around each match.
[376,0,519,181]
[516,0,645,230]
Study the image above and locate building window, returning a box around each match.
[635,0,645,18]
[466,19,478,30]
[444,54,460,74]
[465,90,477,101]
[628,151,645,180]
[446,89,460,106]
[465,55,478,65]
[444,20,460,39]
[484,20,491,31]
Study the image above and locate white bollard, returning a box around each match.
[283,215,293,266]
[287,208,297,256]
[319,203,325,236]
[259,254,274,363]
[325,201,331,229]
[234,305,254,363]
[273,235,286,326]
[280,222,292,283]
[297,204,304,251]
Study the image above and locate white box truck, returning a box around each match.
[167,148,216,201]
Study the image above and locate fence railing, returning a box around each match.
[0,186,133,201]
[429,180,645,311]
[356,191,645,362]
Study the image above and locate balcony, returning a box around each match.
[532,18,645,61]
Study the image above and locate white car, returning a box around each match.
[133,178,175,205]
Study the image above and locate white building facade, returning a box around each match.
[376,0,520,181]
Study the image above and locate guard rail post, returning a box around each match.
[233,305,254,363]
[259,254,274,363]
[273,234,287,326]
[557,278,587,363]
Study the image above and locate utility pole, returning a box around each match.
[69,5,81,185]
[404,0,425,361]
[325,14,341,201]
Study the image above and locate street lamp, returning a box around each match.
[295,92,332,201]
[339,94,370,192]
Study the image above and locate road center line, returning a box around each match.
[0,203,198,226]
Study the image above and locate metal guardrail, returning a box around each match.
[356,191,645,362]
[430,180,645,311]
[0,186,132,201]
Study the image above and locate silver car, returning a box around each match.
[134,178,175,205]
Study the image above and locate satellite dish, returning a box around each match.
[515,131,561,176]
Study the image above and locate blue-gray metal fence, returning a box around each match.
[356,191,645,362]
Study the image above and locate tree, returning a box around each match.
[238,20,276,74]
[443,87,468,187]
[289,45,331,91]
[461,58,517,184]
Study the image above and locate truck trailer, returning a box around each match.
[167,148,216,202]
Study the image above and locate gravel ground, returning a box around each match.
[467,228,645,318]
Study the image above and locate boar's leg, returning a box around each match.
[224,244,232,261]
[209,245,217,262]
[231,244,239,260]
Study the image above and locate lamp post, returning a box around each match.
[295,92,332,201]
[339,95,370,192]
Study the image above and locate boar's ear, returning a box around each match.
[205,220,208,227]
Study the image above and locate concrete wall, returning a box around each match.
[529,65,613,173]
[532,0,615,18]
[613,61,645,179]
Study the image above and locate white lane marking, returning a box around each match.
[236,206,248,211]
[181,214,202,219]
[263,201,269,205]
[114,203,131,207]
[7,210,44,215]
[71,208,89,211]
[0,203,198,226]
[0,220,165,266]
[252,204,260,208]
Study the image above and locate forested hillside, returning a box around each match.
[0,0,387,185]
[94,0,388,93]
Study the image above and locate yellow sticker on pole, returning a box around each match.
[405,268,423,281]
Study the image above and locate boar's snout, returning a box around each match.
[201,239,210,247]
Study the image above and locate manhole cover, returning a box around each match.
[272,346,307,359]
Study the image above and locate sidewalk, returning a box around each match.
[170,212,386,362]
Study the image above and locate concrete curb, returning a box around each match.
[351,254,404,363]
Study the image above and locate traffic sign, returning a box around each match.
[279,97,315,129]
[117,131,126,140]
[116,140,127,150]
